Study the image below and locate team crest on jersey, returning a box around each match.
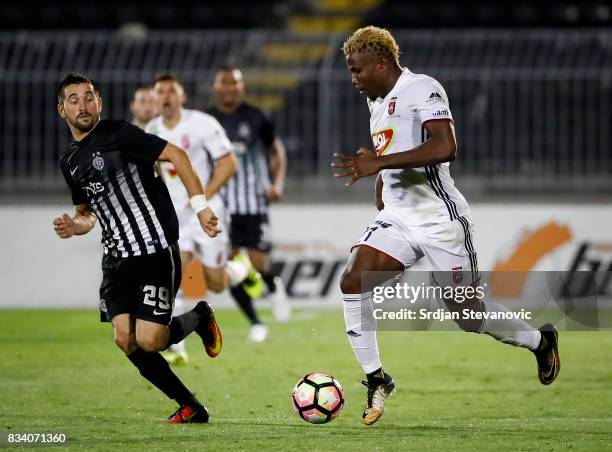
[238,122,251,140]
[452,266,463,284]
[371,129,394,155]
[92,152,104,171]
[181,134,190,150]
[388,97,397,115]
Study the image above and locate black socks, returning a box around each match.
[167,308,201,347]
[127,348,201,407]
[230,285,261,325]
[367,368,385,380]
[261,272,277,293]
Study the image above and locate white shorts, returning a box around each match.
[353,209,479,282]
[176,195,229,269]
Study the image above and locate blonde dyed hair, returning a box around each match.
[341,26,400,65]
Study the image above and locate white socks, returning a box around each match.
[225,260,249,287]
[170,294,186,354]
[479,301,541,351]
[343,293,382,374]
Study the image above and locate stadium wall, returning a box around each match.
[0,203,610,308]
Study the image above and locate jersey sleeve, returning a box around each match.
[202,116,234,160]
[59,157,87,205]
[258,110,276,148]
[116,121,167,165]
[409,78,454,124]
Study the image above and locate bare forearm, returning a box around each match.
[160,144,205,198]
[72,214,96,235]
[206,154,236,199]
[269,138,287,189]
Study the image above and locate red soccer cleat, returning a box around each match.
[167,405,209,424]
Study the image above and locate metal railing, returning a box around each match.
[1,30,610,196]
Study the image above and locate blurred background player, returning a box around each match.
[333,26,560,425]
[129,83,156,129]
[53,72,221,423]
[208,66,290,342]
[147,72,262,362]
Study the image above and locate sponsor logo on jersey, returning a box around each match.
[92,152,105,171]
[432,109,449,117]
[166,164,178,178]
[83,181,105,196]
[388,96,397,115]
[232,141,247,155]
[371,129,394,155]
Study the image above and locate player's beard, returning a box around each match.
[72,113,98,133]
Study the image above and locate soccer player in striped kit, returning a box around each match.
[332,27,561,425]
[53,73,222,424]
[208,66,290,342]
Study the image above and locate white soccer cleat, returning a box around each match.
[272,276,291,323]
[361,371,396,426]
[248,323,268,343]
[162,349,189,366]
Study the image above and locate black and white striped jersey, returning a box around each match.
[207,103,275,215]
[59,119,178,258]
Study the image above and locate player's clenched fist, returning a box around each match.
[197,207,221,237]
[52,213,75,239]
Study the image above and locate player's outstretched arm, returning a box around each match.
[332,119,456,186]
[158,143,221,237]
[205,152,236,199]
[52,204,96,239]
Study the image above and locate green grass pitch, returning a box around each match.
[1,309,611,451]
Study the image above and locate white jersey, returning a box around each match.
[369,68,469,225]
[146,108,233,211]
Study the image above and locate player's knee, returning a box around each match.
[454,317,484,334]
[114,332,134,353]
[340,270,361,294]
[136,335,165,353]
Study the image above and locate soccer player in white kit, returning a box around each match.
[147,73,258,364]
[332,27,561,426]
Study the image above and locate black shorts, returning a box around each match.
[230,214,271,252]
[99,242,182,325]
